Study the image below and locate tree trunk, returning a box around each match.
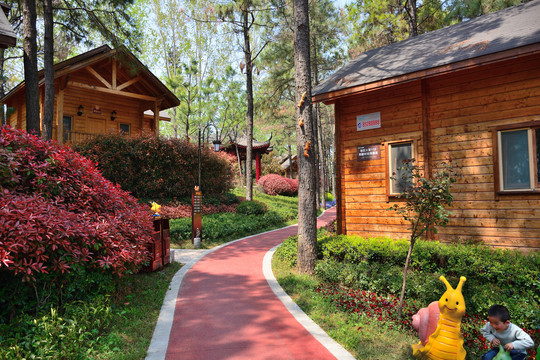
[288,141,292,178]
[398,237,416,321]
[243,9,254,201]
[317,103,326,210]
[42,0,54,140]
[22,0,40,134]
[407,0,418,37]
[294,0,317,274]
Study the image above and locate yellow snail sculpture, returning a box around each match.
[151,202,161,217]
[412,276,467,360]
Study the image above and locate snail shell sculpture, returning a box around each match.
[412,276,467,360]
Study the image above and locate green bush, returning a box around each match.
[275,234,540,330]
[236,200,267,215]
[0,296,112,359]
[74,133,235,200]
[325,192,334,201]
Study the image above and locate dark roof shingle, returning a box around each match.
[313,0,540,97]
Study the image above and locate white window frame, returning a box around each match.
[497,128,539,192]
[388,141,415,196]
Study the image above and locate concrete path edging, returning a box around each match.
[263,244,356,360]
[145,225,296,360]
[146,208,352,360]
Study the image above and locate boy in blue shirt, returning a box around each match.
[480,305,534,360]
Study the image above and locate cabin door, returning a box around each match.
[87,116,106,136]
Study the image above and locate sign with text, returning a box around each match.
[356,112,381,131]
[192,190,202,243]
[357,144,381,161]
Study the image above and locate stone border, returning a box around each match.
[146,208,350,360]
[263,245,356,360]
[145,225,296,360]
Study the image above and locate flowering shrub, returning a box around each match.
[275,233,539,359]
[74,133,235,200]
[258,174,297,196]
[0,126,154,323]
[315,283,538,358]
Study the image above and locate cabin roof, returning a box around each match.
[1,45,180,110]
[313,0,540,103]
[0,3,16,48]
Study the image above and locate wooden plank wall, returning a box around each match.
[336,53,540,251]
[4,70,154,140]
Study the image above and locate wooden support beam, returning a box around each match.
[154,101,160,137]
[56,88,64,144]
[117,75,141,91]
[67,80,157,101]
[87,67,111,89]
[112,59,117,89]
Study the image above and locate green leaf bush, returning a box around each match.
[236,200,267,215]
[275,235,540,330]
[74,132,235,200]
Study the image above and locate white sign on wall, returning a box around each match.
[356,112,381,131]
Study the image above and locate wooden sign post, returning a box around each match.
[192,187,202,246]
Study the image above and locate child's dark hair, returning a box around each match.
[488,305,510,322]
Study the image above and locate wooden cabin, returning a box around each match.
[1,45,179,144]
[312,1,540,251]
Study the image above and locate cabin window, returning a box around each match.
[497,128,539,191]
[63,116,72,142]
[388,141,413,195]
[119,123,130,135]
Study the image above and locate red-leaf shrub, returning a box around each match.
[0,126,153,282]
[74,133,235,200]
[258,174,298,196]
[283,177,299,196]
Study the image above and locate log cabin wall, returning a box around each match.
[336,53,540,251]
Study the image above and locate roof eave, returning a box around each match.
[313,43,540,105]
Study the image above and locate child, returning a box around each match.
[480,305,534,360]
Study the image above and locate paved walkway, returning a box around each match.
[146,207,355,360]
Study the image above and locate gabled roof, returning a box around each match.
[0,3,16,48]
[1,45,180,110]
[313,0,540,103]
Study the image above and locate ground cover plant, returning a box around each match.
[74,133,235,200]
[0,262,181,360]
[169,190,299,248]
[273,232,539,359]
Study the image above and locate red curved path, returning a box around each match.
[165,207,337,360]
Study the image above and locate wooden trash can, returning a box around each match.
[143,217,170,272]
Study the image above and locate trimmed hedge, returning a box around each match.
[237,200,267,215]
[275,234,540,331]
[258,174,298,196]
[74,133,235,200]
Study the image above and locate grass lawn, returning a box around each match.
[170,190,300,249]
[272,255,417,360]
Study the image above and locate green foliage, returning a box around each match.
[324,192,334,201]
[0,296,112,359]
[388,160,458,241]
[278,234,540,330]
[236,200,267,215]
[0,262,181,360]
[170,192,299,248]
[74,133,234,200]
